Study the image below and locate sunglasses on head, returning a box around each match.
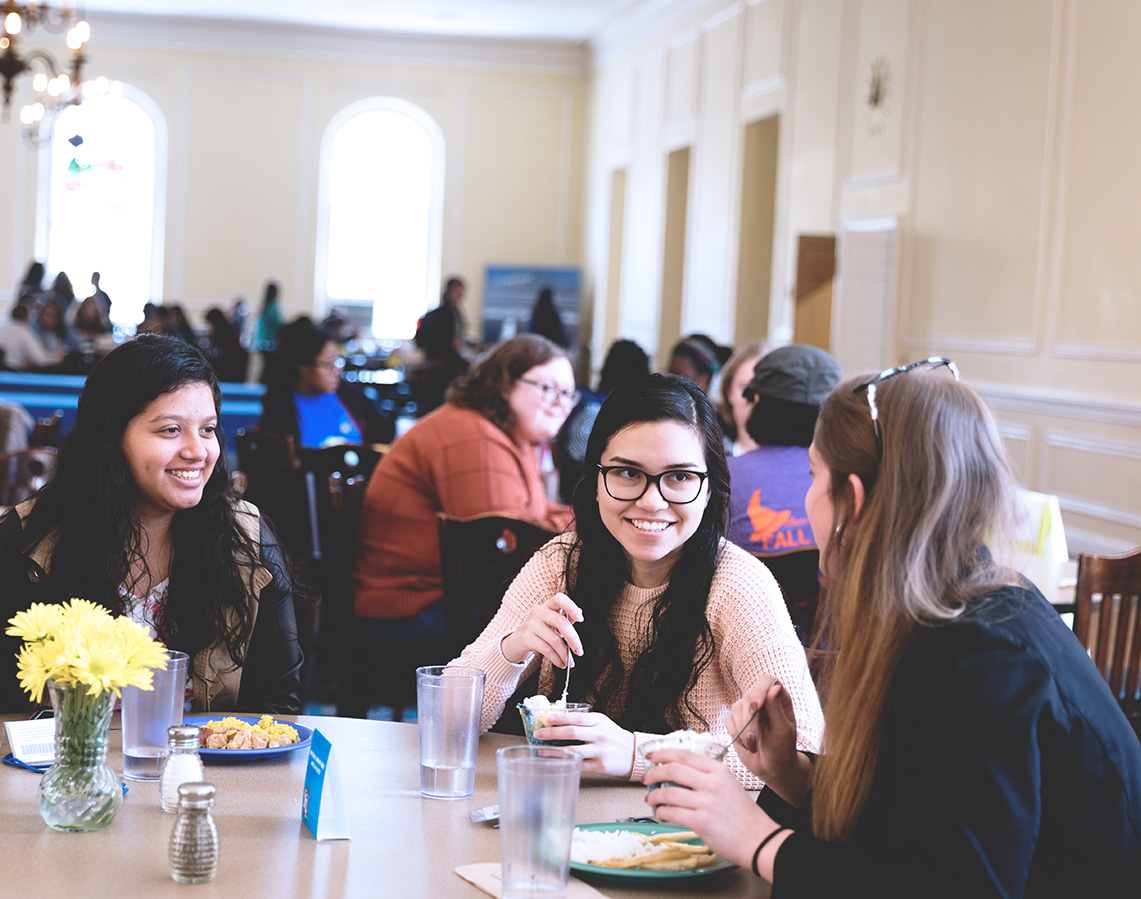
[852,357,959,456]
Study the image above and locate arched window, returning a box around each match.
[39,88,166,329]
[316,98,445,339]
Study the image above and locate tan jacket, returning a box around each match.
[15,499,272,712]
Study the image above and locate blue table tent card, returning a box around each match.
[302,729,351,840]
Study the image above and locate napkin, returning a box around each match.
[455,864,610,898]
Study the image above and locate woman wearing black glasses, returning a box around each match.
[645,360,1141,895]
[454,373,823,786]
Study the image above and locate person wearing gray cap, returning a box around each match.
[726,344,841,639]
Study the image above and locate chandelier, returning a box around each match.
[0,2,91,129]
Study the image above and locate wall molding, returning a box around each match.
[842,169,903,191]
[89,12,590,75]
[1044,430,1141,461]
[1050,343,1141,362]
[1055,495,1141,532]
[900,335,1037,356]
[976,384,1141,427]
[1064,526,1139,556]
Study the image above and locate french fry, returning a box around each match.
[645,830,699,844]
[646,854,719,871]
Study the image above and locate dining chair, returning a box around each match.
[234,427,300,549]
[750,548,823,645]
[0,446,58,507]
[29,410,64,449]
[437,512,558,661]
[1074,546,1141,736]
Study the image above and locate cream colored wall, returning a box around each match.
[1,17,588,336]
[586,0,841,363]
[588,0,1141,553]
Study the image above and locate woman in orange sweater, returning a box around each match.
[347,335,575,714]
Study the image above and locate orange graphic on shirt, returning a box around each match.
[747,490,791,542]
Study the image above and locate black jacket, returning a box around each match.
[761,581,1141,897]
[0,503,303,714]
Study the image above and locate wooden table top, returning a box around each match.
[1,714,770,899]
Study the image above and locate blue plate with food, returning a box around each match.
[183,715,313,762]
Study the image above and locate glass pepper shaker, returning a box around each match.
[159,725,205,813]
[169,782,220,884]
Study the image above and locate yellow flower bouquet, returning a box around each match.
[6,599,170,832]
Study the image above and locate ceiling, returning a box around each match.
[77,1,644,43]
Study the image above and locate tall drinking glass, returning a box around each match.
[497,745,581,899]
[121,650,189,780]
[416,665,485,799]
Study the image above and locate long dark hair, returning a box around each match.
[22,334,262,665]
[565,373,730,732]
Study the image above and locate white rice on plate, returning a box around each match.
[571,829,656,864]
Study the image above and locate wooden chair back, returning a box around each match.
[751,548,823,645]
[234,427,300,547]
[0,447,58,506]
[438,512,557,660]
[295,443,385,563]
[30,410,63,448]
[1075,547,1141,725]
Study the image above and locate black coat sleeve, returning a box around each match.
[769,600,1141,898]
[235,519,304,714]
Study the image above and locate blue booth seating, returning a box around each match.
[0,372,265,452]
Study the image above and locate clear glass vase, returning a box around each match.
[38,680,122,832]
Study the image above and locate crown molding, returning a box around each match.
[85,12,591,76]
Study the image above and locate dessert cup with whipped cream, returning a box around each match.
[517,696,593,746]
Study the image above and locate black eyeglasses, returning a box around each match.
[597,465,709,504]
[852,356,959,455]
[518,378,581,407]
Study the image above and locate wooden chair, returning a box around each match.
[438,512,558,661]
[29,410,63,449]
[0,447,58,506]
[234,427,300,549]
[751,549,823,645]
[1074,547,1141,735]
[295,443,384,564]
[295,446,385,708]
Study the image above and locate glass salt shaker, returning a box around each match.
[169,782,220,884]
[159,725,205,813]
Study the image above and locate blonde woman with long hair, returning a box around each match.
[645,359,1141,896]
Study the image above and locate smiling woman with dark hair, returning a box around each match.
[454,373,823,787]
[0,334,302,713]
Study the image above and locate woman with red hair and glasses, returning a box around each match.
[646,358,1141,897]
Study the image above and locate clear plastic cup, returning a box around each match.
[642,731,724,822]
[497,745,581,899]
[517,700,592,746]
[121,651,189,781]
[416,665,486,799]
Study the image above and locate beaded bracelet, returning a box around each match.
[751,825,791,877]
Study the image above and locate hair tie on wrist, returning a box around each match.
[751,825,790,877]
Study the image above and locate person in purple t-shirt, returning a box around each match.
[727,345,841,638]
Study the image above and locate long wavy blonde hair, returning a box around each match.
[809,369,1020,841]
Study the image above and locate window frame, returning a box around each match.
[33,84,168,327]
[314,96,446,339]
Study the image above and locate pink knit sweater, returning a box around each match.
[453,534,825,789]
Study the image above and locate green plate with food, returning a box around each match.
[569,822,736,880]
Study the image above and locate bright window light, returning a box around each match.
[45,94,158,329]
[321,101,444,338]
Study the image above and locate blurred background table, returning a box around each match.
[0,714,769,899]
